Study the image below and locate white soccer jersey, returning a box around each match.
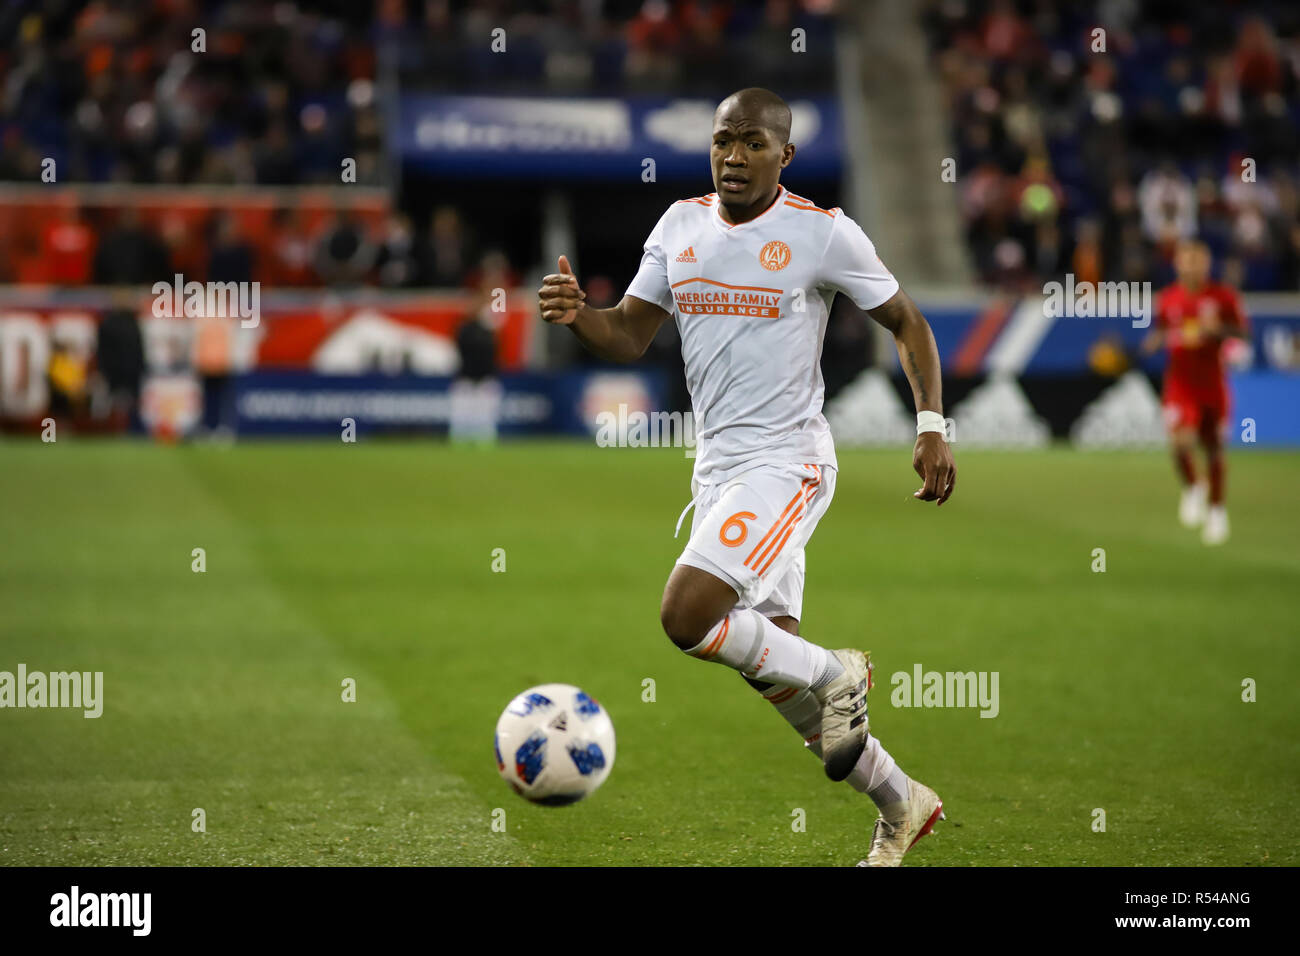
[626,185,900,484]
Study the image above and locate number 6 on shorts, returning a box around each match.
[719,511,757,547]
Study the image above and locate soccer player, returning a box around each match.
[538,88,957,866]
[1142,240,1249,545]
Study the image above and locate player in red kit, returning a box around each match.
[1142,240,1250,545]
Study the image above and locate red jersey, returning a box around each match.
[1154,281,1248,398]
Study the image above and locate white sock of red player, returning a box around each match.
[683,608,843,689]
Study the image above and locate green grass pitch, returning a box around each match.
[1,438,1297,866]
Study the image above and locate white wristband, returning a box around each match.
[916,411,946,437]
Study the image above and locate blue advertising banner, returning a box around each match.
[395,95,842,180]
[234,369,667,437]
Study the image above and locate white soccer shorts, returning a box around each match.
[675,462,836,621]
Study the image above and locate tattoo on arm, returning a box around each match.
[870,289,942,412]
[906,349,928,406]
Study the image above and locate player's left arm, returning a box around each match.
[868,289,956,506]
[1209,291,1250,340]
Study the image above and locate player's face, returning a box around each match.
[710,118,791,214]
[1174,244,1211,286]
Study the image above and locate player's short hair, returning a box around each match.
[715,88,792,145]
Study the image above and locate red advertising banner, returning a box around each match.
[0,288,535,423]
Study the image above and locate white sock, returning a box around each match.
[685,609,842,689]
[758,685,823,752]
[756,683,907,808]
[847,734,909,809]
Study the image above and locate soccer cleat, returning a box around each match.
[813,649,871,781]
[1202,505,1229,545]
[1179,483,1207,528]
[856,778,944,867]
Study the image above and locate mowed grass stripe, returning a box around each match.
[0,440,522,865]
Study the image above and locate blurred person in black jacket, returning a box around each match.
[92,207,171,286]
[449,254,507,443]
[313,207,376,287]
[207,213,255,284]
[450,313,502,444]
[95,289,145,431]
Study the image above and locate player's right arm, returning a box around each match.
[538,255,670,363]
[1140,289,1170,355]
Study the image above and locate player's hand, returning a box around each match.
[912,431,956,506]
[538,255,586,325]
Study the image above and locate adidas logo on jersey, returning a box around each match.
[675,246,697,262]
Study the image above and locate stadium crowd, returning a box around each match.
[5,1,1298,292]
[924,0,1300,291]
[1,0,382,186]
[1,0,833,187]
[1,0,833,292]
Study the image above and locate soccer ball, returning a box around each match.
[494,683,615,806]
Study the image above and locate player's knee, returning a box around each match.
[659,593,711,651]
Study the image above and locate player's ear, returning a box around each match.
[781,143,796,168]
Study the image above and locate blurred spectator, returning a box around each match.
[92,207,170,285]
[41,204,95,285]
[463,249,520,297]
[1071,219,1104,287]
[450,306,502,445]
[194,313,236,437]
[1138,164,1197,245]
[267,207,316,287]
[1235,17,1283,97]
[254,123,299,186]
[626,1,683,91]
[47,342,89,418]
[313,209,377,286]
[159,212,205,284]
[208,214,255,285]
[420,207,474,288]
[374,212,418,288]
[95,290,145,432]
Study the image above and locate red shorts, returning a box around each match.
[1162,379,1227,433]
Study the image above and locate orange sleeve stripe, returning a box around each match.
[784,200,835,217]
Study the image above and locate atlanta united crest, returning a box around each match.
[759,240,791,271]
